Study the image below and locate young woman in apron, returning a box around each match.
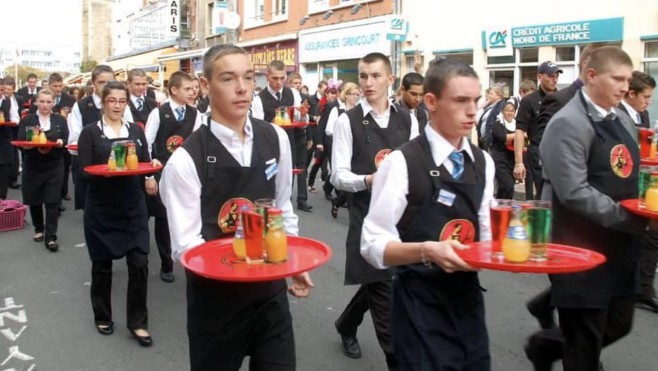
[77,81,155,347]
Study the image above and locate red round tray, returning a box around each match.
[11,140,60,148]
[292,168,304,175]
[66,144,78,151]
[181,236,332,282]
[620,198,658,219]
[84,163,163,177]
[641,158,658,166]
[456,241,606,274]
[0,122,18,127]
[276,122,310,129]
[505,143,527,152]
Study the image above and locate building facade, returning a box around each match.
[82,0,115,63]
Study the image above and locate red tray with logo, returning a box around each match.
[455,241,606,274]
[641,158,658,166]
[84,163,163,177]
[0,122,18,127]
[275,122,312,129]
[620,198,658,219]
[181,236,332,282]
[66,144,78,151]
[11,140,60,148]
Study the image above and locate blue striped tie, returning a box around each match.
[449,151,464,180]
[176,106,185,121]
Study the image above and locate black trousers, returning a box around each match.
[10,147,19,184]
[154,216,173,273]
[61,151,71,198]
[528,145,543,200]
[30,203,59,242]
[0,163,11,199]
[90,249,149,330]
[639,229,658,298]
[287,129,309,203]
[528,296,635,371]
[335,281,397,370]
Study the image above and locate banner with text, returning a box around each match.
[511,17,623,48]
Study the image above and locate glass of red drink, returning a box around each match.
[490,199,514,259]
[638,128,653,158]
[242,210,265,264]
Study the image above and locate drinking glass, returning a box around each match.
[112,141,127,170]
[255,198,276,234]
[639,165,658,207]
[638,128,653,159]
[242,210,265,264]
[526,200,552,261]
[490,199,514,259]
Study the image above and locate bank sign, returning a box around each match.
[299,18,391,63]
[483,17,624,54]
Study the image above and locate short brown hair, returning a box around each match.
[167,71,195,94]
[585,46,632,74]
[627,71,656,97]
[360,52,392,75]
[424,57,478,98]
[202,43,250,79]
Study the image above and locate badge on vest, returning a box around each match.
[437,189,457,207]
[609,144,633,178]
[265,158,278,180]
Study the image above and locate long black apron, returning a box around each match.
[84,122,149,261]
[183,122,294,371]
[394,134,490,371]
[550,91,641,308]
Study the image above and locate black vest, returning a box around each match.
[153,102,197,164]
[129,96,158,125]
[259,88,294,123]
[78,96,101,126]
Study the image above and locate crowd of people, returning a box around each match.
[0,41,657,371]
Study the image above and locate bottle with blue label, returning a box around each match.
[502,205,530,263]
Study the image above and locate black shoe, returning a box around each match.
[331,199,339,219]
[130,329,153,347]
[8,182,20,189]
[636,295,658,313]
[335,321,361,359]
[96,323,114,336]
[46,240,59,252]
[527,295,555,329]
[59,205,66,212]
[160,270,175,283]
[297,201,313,212]
[524,343,552,371]
[62,195,71,201]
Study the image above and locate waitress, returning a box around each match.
[490,100,518,199]
[17,89,68,251]
[77,81,154,347]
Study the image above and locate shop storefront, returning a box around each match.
[298,16,393,91]
[481,17,624,96]
[105,41,178,84]
[240,37,298,88]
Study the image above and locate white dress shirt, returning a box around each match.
[8,95,20,123]
[67,93,132,146]
[37,113,52,131]
[251,86,306,121]
[160,117,299,260]
[361,124,495,269]
[144,101,205,158]
[330,100,420,193]
[325,100,347,137]
[620,100,641,124]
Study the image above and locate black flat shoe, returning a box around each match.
[335,320,361,358]
[636,295,658,313]
[160,270,175,283]
[62,195,71,201]
[130,329,153,347]
[96,323,114,336]
[46,240,59,252]
[331,200,339,219]
[297,201,313,212]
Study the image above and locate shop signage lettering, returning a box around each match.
[304,33,381,51]
[510,17,623,47]
[251,47,297,67]
[169,0,180,36]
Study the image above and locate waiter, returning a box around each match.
[160,44,313,371]
[331,52,418,369]
[361,57,495,371]
[127,69,158,130]
[144,70,202,283]
[48,73,76,206]
[526,46,654,371]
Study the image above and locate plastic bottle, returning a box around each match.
[125,142,138,170]
[107,150,117,171]
[38,131,47,144]
[502,205,531,263]
[646,172,658,212]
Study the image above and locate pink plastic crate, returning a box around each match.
[0,200,27,232]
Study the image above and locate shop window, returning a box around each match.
[308,0,329,13]
[337,59,359,85]
[487,55,514,64]
[556,47,576,62]
[519,48,538,63]
[405,55,424,73]
[489,70,513,97]
[271,0,288,20]
[644,41,658,125]
[434,52,473,66]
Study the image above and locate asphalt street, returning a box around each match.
[1,183,658,371]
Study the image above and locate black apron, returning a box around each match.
[83,120,149,261]
[146,103,197,218]
[20,115,66,205]
[550,91,641,308]
[344,105,411,285]
[393,133,490,371]
[183,121,294,370]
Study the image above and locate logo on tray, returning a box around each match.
[166,135,184,153]
[439,219,476,244]
[609,144,633,178]
[374,149,392,169]
[218,198,254,234]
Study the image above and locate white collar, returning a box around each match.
[620,100,640,123]
[581,89,616,118]
[425,123,475,163]
[209,116,253,143]
[359,99,397,118]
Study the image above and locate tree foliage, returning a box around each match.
[80,59,98,73]
[2,65,48,83]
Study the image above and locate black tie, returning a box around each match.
[275,91,281,102]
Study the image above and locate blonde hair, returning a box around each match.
[340,82,358,102]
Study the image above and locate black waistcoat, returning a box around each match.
[78,96,101,126]
[0,99,13,164]
[343,104,412,285]
[129,96,157,126]
[153,102,197,164]
[259,88,294,123]
[550,91,642,307]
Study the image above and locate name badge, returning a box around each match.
[265,161,278,180]
[437,189,456,207]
